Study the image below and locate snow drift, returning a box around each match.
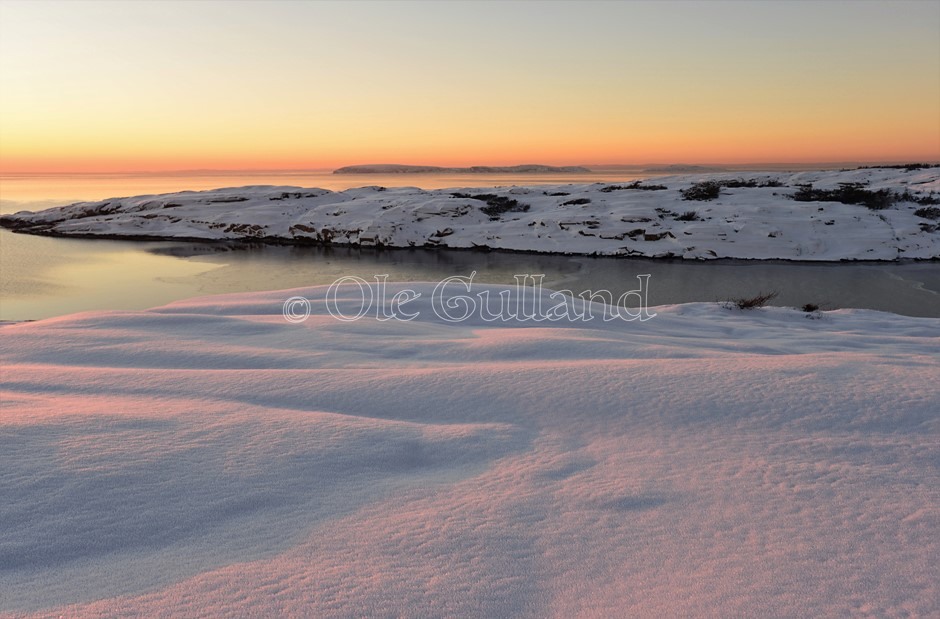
[1,283,938,616]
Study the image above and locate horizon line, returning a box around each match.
[4,159,940,177]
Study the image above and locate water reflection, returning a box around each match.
[173,243,940,316]
[5,229,936,321]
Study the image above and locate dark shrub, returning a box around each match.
[452,193,530,219]
[625,181,668,191]
[858,163,940,171]
[562,198,591,206]
[730,291,778,309]
[914,206,940,220]
[674,210,699,221]
[598,182,667,193]
[678,178,784,190]
[681,181,721,201]
[899,191,940,206]
[791,183,895,210]
[718,179,758,188]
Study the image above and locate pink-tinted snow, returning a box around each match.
[1,284,937,617]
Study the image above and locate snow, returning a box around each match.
[2,168,938,261]
[1,283,938,616]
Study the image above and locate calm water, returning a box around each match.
[2,229,939,321]
[1,171,939,320]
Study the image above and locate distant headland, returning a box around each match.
[333,164,591,174]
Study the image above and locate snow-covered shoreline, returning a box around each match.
[3,168,938,261]
[1,283,938,616]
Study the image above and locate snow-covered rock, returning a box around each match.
[2,168,938,261]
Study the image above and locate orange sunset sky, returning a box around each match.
[1,0,938,173]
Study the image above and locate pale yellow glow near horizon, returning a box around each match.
[1,0,938,173]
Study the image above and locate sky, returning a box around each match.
[0,0,938,173]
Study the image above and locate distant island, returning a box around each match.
[642,164,728,173]
[333,164,591,174]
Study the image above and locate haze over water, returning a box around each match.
[0,162,864,209]
[0,170,654,209]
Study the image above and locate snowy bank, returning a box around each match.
[2,167,938,261]
[1,283,938,616]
